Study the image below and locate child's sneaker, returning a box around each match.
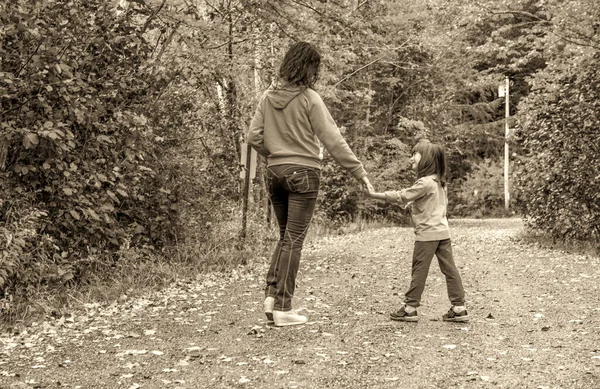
[390,306,419,322]
[442,306,469,322]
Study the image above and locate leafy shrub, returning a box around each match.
[516,50,600,243]
[452,159,511,217]
[0,196,57,290]
[0,0,185,296]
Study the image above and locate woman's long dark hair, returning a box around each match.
[412,139,447,187]
[278,41,321,88]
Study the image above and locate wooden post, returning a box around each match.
[241,143,253,242]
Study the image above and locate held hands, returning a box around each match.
[361,176,375,196]
[361,177,386,200]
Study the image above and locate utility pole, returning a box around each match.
[499,76,510,210]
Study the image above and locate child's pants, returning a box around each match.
[404,239,465,308]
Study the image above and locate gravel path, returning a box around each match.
[1,218,599,389]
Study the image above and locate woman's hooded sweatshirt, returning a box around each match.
[247,85,366,180]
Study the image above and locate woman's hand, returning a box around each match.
[361,176,375,195]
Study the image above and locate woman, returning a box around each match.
[247,41,373,327]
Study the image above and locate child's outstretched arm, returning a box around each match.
[368,192,386,200]
[368,178,429,205]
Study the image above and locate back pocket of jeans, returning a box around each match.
[285,171,310,193]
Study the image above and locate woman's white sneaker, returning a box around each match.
[273,310,308,327]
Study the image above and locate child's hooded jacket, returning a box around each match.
[385,175,450,241]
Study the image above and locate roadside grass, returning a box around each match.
[0,211,398,328]
[518,225,600,258]
[4,210,590,329]
[0,212,269,327]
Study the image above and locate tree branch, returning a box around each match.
[333,40,412,88]
[142,0,167,34]
[0,91,39,119]
[15,41,42,78]
[480,5,600,50]
[198,127,237,182]
[264,1,303,40]
[289,0,324,16]
[334,56,386,88]
[155,21,181,61]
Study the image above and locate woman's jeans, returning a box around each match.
[404,239,465,308]
[265,164,320,311]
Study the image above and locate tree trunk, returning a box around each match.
[0,136,9,171]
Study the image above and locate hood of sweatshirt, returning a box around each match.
[265,86,306,109]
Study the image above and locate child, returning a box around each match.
[367,139,468,322]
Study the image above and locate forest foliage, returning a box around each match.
[0,0,598,306]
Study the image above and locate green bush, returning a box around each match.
[0,196,56,290]
[0,1,184,296]
[453,159,511,217]
[516,51,600,243]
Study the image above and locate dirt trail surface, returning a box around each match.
[1,218,599,389]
